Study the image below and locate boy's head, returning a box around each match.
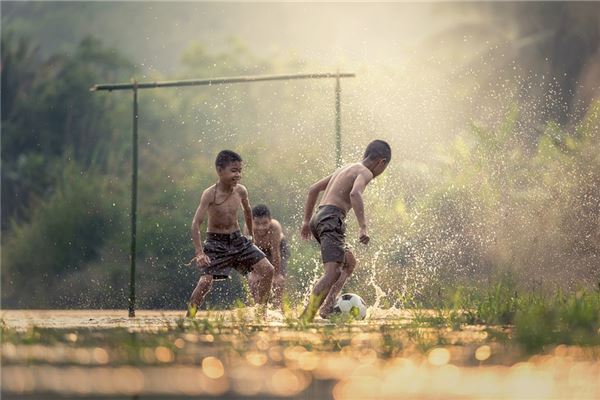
[252,204,271,234]
[215,150,243,185]
[363,139,391,177]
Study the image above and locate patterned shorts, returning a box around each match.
[202,231,266,280]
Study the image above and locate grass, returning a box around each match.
[406,281,600,353]
[2,280,599,366]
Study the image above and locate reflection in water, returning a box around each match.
[1,310,599,399]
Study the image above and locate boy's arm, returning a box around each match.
[300,175,332,239]
[191,189,212,267]
[271,221,283,275]
[239,185,253,240]
[350,170,373,244]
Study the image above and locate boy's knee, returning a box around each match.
[325,265,342,282]
[256,259,274,278]
[344,251,356,272]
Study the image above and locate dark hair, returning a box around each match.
[215,150,242,169]
[252,204,271,219]
[363,140,391,161]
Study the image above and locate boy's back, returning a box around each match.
[299,139,391,322]
[320,163,374,213]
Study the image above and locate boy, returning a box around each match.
[246,204,290,307]
[299,139,391,322]
[186,150,274,318]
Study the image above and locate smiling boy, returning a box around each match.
[186,150,274,317]
[246,204,289,307]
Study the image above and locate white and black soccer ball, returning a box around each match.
[333,293,367,320]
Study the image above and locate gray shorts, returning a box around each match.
[309,205,348,264]
[264,238,290,275]
[202,231,266,280]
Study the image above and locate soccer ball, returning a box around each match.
[333,293,367,320]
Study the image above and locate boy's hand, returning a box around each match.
[300,222,311,240]
[359,227,370,245]
[274,274,285,285]
[194,253,211,269]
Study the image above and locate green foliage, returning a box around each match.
[1,33,133,230]
[1,162,123,307]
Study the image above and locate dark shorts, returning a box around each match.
[264,238,290,275]
[309,205,348,263]
[202,231,266,280]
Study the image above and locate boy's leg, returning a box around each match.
[248,269,284,307]
[272,274,285,308]
[272,240,289,308]
[319,250,356,319]
[248,258,274,305]
[247,270,260,303]
[186,274,214,318]
[300,261,342,322]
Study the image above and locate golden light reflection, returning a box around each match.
[65,333,78,343]
[246,351,268,367]
[141,347,155,363]
[268,346,283,362]
[182,333,198,343]
[428,347,451,366]
[92,347,109,364]
[475,345,491,361]
[297,351,319,371]
[202,356,225,379]
[269,368,305,396]
[283,345,307,361]
[333,376,382,400]
[202,334,215,343]
[230,366,263,396]
[2,310,600,398]
[154,346,174,363]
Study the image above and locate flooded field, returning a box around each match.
[2,309,599,399]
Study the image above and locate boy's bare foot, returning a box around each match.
[185,303,198,319]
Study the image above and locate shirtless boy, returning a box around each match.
[247,204,290,307]
[299,140,391,322]
[186,150,274,317]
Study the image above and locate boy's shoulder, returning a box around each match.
[341,162,368,171]
[270,219,283,239]
[201,184,217,198]
[270,218,283,230]
[342,163,373,177]
[234,184,248,196]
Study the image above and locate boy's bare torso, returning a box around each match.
[206,184,245,233]
[254,220,283,251]
[320,163,373,212]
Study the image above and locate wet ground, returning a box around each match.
[1,309,599,399]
